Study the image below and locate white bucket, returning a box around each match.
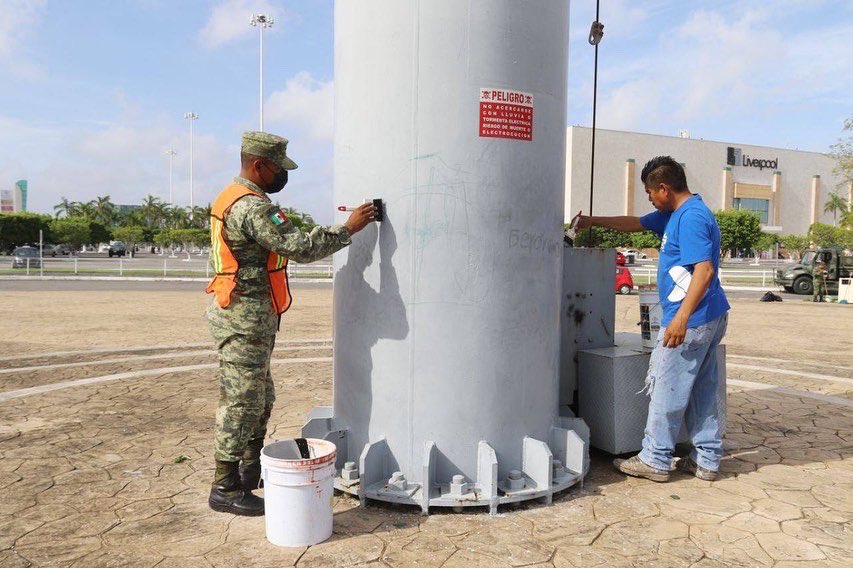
[639,288,662,352]
[261,438,336,548]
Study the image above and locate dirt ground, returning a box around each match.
[4,287,850,364]
[0,285,851,567]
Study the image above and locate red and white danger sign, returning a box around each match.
[479,88,534,142]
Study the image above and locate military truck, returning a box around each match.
[775,247,853,295]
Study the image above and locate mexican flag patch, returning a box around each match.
[270,210,287,225]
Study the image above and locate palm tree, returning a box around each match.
[280,206,305,229]
[841,208,853,229]
[824,193,848,226]
[300,212,316,229]
[140,195,165,228]
[163,205,190,229]
[53,197,75,218]
[77,201,96,220]
[188,205,208,229]
[194,205,212,230]
[120,209,146,227]
[92,195,117,226]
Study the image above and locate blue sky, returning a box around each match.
[1,0,851,223]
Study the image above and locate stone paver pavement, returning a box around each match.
[0,291,851,567]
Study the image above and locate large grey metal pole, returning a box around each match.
[166,148,177,205]
[308,0,585,515]
[250,14,274,132]
[183,113,198,218]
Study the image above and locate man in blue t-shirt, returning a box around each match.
[577,156,730,482]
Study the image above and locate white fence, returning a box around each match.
[628,266,778,287]
[2,255,334,280]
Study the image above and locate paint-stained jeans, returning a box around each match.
[639,313,728,472]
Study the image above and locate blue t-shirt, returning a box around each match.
[640,195,730,327]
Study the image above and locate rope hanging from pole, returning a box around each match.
[587,1,603,244]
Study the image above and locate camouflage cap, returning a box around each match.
[241,131,298,170]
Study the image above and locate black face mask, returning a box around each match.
[262,163,288,194]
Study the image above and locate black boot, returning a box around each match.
[209,460,264,516]
[240,438,265,491]
[240,461,262,491]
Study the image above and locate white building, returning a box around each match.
[565,127,851,235]
[0,180,27,213]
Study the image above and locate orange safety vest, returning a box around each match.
[205,184,292,315]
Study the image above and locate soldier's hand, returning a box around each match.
[344,203,378,235]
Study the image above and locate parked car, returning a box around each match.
[41,244,57,257]
[108,241,127,258]
[55,244,74,256]
[622,248,647,259]
[615,251,626,266]
[11,246,41,269]
[615,266,634,295]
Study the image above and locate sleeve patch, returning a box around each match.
[271,211,288,225]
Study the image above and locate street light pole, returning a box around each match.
[250,13,274,131]
[165,148,177,205]
[183,112,198,218]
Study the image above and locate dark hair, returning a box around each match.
[640,156,688,192]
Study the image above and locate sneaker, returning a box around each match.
[676,457,718,481]
[613,455,670,482]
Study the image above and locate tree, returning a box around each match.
[828,117,853,187]
[824,193,848,226]
[753,232,778,260]
[572,227,633,248]
[140,195,165,228]
[808,223,853,249]
[809,223,839,248]
[170,228,208,259]
[76,201,96,220]
[841,209,853,230]
[88,220,112,246]
[118,208,146,227]
[631,231,661,250]
[53,197,76,218]
[154,229,175,253]
[49,217,91,252]
[112,226,145,257]
[0,213,52,253]
[187,206,209,229]
[714,209,762,257]
[91,195,117,226]
[778,234,810,260]
[839,228,853,250]
[163,205,190,229]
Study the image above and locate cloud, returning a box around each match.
[265,71,334,142]
[198,0,280,49]
[0,0,46,77]
[583,2,853,141]
[0,114,236,213]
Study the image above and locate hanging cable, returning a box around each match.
[587,2,603,244]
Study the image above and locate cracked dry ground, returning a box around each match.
[0,288,851,567]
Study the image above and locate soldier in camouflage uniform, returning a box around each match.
[206,131,376,516]
[813,258,827,302]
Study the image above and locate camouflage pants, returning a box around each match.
[211,331,276,462]
[813,278,826,302]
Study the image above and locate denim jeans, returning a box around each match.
[638,313,728,472]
